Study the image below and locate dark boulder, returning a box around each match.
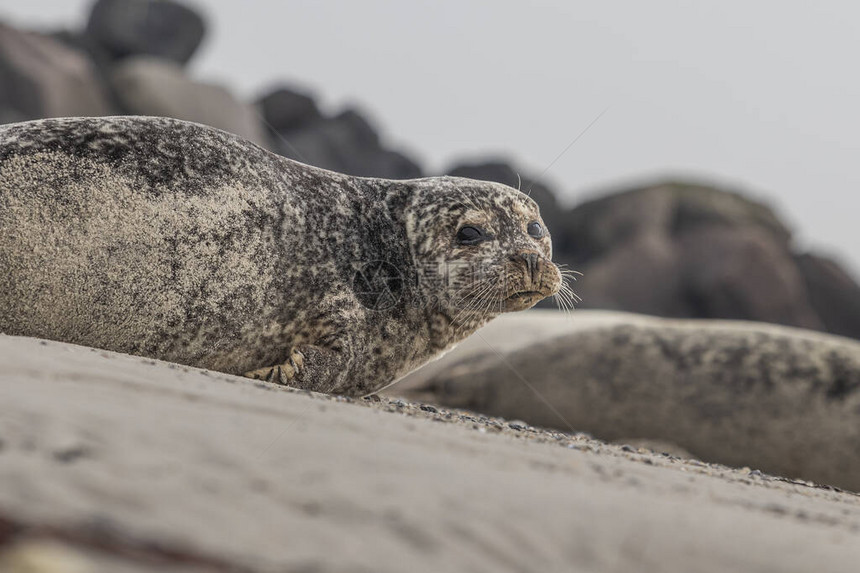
[557,182,825,330]
[256,86,323,134]
[85,0,206,65]
[677,225,821,327]
[273,108,422,179]
[0,46,41,124]
[556,181,789,262]
[795,253,860,339]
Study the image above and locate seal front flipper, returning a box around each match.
[244,347,306,385]
[243,342,354,394]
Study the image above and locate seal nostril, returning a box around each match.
[515,251,542,283]
[520,252,537,268]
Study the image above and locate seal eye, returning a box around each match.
[456,225,485,245]
[527,221,544,238]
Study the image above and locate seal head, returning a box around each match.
[401,177,561,327]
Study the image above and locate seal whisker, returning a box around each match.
[465,278,500,320]
[554,293,569,317]
[559,280,579,304]
[466,286,494,324]
[449,279,495,307]
[554,285,570,315]
[564,288,581,307]
[451,291,489,324]
[450,280,498,326]
[553,278,579,317]
[449,281,490,316]
[555,265,583,279]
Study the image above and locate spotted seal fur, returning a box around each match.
[0,116,566,395]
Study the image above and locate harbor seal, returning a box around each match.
[0,116,566,396]
[406,312,860,490]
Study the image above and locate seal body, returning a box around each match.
[0,116,562,395]
[413,314,860,490]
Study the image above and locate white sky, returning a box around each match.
[3,0,859,276]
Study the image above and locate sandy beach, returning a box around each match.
[1,332,859,572]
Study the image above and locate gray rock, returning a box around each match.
[0,56,39,124]
[110,56,268,146]
[558,182,790,268]
[557,182,824,329]
[256,86,322,133]
[0,23,114,122]
[273,108,422,179]
[795,252,860,339]
[85,0,206,65]
[415,318,860,491]
[678,225,822,328]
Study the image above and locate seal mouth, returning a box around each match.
[506,290,544,301]
[500,289,552,312]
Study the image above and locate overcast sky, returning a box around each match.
[3,0,859,275]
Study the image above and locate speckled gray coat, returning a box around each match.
[0,116,560,395]
[418,320,860,490]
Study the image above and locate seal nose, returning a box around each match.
[513,250,542,284]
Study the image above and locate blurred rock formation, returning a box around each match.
[111,56,269,145]
[0,23,113,122]
[794,253,860,339]
[85,0,206,65]
[555,182,825,329]
[261,96,423,179]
